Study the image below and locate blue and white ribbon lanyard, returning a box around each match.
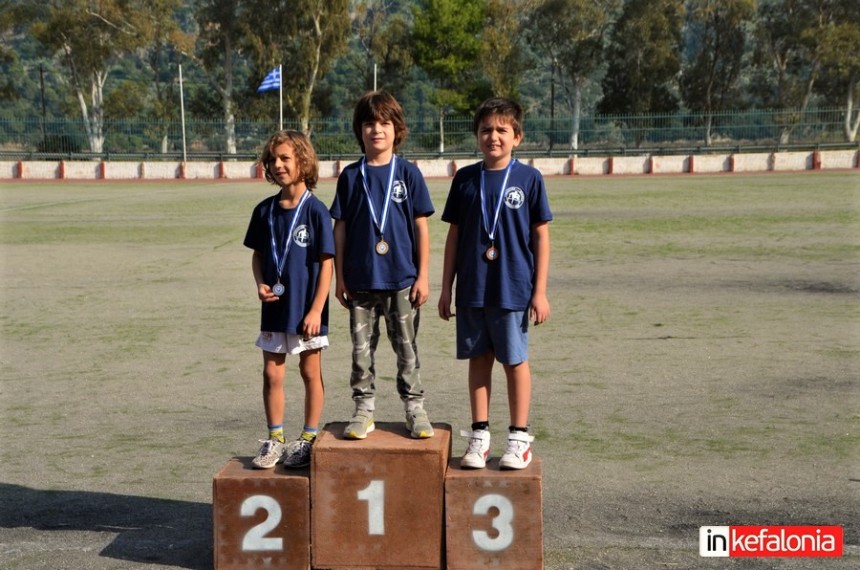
[479,159,516,261]
[360,155,397,255]
[268,190,311,296]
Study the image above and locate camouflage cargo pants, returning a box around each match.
[348,286,424,411]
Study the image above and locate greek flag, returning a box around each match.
[257,66,281,93]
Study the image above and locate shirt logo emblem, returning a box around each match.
[504,187,525,209]
[293,225,310,247]
[392,180,408,203]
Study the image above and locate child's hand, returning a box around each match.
[302,310,322,338]
[410,275,430,308]
[335,282,352,309]
[529,293,550,325]
[437,290,455,321]
[258,283,279,303]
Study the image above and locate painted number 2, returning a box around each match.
[472,494,514,552]
[357,480,385,535]
[240,495,283,551]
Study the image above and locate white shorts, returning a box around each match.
[255,331,329,355]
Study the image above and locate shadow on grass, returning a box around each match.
[0,483,211,569]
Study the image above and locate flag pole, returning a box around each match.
[179,64,187,163]
[278,64,283,131]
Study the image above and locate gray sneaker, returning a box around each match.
[251,438,286,469]
[282,437,313,468]
[344,410,375,439]
[405,408,434,439]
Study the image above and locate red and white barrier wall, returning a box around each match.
[1,149,857,181]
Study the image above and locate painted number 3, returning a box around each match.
[472,494,515,552]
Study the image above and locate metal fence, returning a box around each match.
[0,107,855,160]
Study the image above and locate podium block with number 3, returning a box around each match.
[445,456,544,570]
[311,422,451,569]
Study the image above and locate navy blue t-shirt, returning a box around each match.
[244,192,335,334]
[441,160,553,311]
[330,157,434,291]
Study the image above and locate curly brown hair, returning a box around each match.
[257,129,319,189]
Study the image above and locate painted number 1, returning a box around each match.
[357,480,385,535]
[472,494,514,552]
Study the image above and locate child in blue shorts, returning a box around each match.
[330,91,435,440]
[438,98,552,469]
[244,130,334,469]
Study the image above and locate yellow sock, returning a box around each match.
[300,427,318,442]
[268,424,285,443]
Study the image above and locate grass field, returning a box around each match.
[1,171,858,569]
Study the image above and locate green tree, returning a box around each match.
[748,0,857,143]
[193,0,248,153]
[807,0,860,141]
[244,0,349,134]
[527,0,620,149]
[412,0,488,113]
[481,0,531,101]
[141,0,194,153]
[349,0,414,94]
[681,0,756,145]
[598,0,684,118]
[29,0,155,153]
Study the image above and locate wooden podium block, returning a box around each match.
[213,457,310,570]
[445,456,543,570]
[312,422,452,569]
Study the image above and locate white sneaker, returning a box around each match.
[499,431,534,470]
[460,429,490,469]
[251,438,286,469]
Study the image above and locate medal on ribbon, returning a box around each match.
[480,160,516,261]
[268,190,311,296]
[360,155,397,255]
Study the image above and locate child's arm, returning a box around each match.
[410,215,431,308]
[529,221,551,325]
[252,250,278,303]
[332,219,350,308]
[302,254,334,338]
[437,224,459,320]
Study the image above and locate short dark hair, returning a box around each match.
[472,98,524,137]
[258,129,319,189]
[352,91,408,153]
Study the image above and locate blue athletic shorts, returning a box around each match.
[455,307,529,365]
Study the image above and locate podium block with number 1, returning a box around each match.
[311,422,452,569]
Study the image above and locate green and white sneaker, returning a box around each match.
[344,410,375,439]
[282,437,313,468]
[251,438,286,469]
[406,408,434,439]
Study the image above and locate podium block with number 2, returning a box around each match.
[312,422,451,569]
[212,457,310,570]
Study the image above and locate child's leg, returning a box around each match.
[262,350,287,433]
[348,293,382,410]
[381,286,423,407]
[298,348,325,431]
[468,351,496,423]
[253,350,288,469]
[502,361,532,428]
